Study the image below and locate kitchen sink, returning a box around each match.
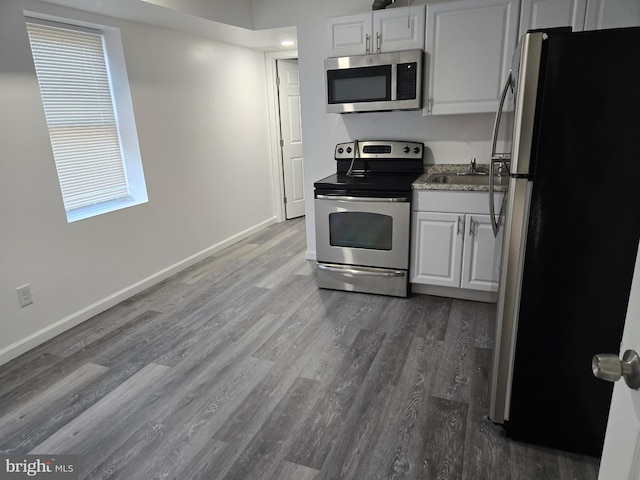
[425,172,508,186]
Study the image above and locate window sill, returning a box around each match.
[66,196,148,223]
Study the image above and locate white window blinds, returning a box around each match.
[26,19,130,213]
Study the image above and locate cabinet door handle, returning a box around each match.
[376,32,381,53]
[366,34,371,54]
[468,218,474,237]
[457,216,464,235]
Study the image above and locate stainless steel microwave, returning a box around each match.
[325,49,423,113]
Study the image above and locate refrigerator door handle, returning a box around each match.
[489,71,514,237]
[489,158,506,236]
[490,71,514,160]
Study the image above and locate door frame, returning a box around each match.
[265,49,299,223]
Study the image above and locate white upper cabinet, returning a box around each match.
[520,0,640,33]
[424,0,520,115]
[327,5,425,57]
[519,0,588,32]
[373,6,426,53]
[326,13,373,57]
[585,0,640,29]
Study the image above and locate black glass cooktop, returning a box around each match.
[314,172,421,194]
[315,140,424,196]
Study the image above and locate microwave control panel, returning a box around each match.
[397,63,418,100]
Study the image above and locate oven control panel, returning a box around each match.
[335,141,423,160]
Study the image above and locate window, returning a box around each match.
[25,17,147,222]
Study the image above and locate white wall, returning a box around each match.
[251,0,497,259]
[0,0,276,364]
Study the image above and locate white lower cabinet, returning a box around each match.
[411,191,503,301]
[460,214,502,291]
[411,212,464,288]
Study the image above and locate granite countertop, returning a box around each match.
[413,163,508,192]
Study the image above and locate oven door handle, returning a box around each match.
[317,263,406,277]
[316,195,409,202]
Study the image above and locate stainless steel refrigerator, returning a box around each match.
[487,26,640,457]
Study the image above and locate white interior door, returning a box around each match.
[277,59,305,220]
[598,245,640,479]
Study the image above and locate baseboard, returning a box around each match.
[0,217,277,367]
[411,283,497,303]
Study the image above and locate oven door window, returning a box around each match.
[329,212,392,250]
[327,65,391,104]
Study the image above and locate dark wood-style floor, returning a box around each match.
[0,218,600,479]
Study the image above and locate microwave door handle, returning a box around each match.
[489,71,513,237]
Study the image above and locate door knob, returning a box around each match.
[592,350,640,390]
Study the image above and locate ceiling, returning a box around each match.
[39,0,297,50]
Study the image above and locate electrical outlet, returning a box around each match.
[17,285,33,308]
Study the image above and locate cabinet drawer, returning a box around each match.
[413,190,504,214]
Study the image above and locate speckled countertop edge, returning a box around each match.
[413,163,508,192]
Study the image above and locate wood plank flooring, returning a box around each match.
[0,218,600,479]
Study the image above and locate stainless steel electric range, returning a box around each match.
[314,140,424,297]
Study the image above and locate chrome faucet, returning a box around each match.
[347,139,359,177]
[497,160,510,177]
[470,157,477,173]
